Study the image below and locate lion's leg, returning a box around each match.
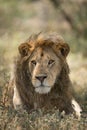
[13,85,22,110]
[71,99,82,118]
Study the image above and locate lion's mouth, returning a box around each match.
[35,86,51,94]
[37,84,45,87]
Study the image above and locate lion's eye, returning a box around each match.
[31,60,36,65]
[48,60,55,65]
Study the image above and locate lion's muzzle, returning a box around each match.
[35,74,47,85]
[32,73,52,94]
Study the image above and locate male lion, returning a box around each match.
[12,32,82,117]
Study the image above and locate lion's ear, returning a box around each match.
[59,43,70,58]
[18,43,31,57]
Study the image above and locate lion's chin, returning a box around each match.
[35,86,51,94]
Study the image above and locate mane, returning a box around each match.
[15,55,72,112]
[14,32,73,113]
[23,32,67,55]
[26,32,65,46]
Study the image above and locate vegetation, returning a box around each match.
[0,107,87,130]
[0,0,87,129]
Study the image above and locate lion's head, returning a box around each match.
[18,32,70,94]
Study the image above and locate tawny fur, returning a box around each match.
[12,32,82,116]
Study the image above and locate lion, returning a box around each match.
[12,32,82,117]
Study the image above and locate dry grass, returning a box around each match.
[0,106,87,130]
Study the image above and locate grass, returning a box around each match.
[0,106,87,130]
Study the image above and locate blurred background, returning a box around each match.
[0,0,87,106]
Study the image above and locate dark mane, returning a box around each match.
[15,53,73,113]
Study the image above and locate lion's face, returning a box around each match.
[18,32,70,94]
[29,47,61,94]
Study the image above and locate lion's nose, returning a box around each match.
[35,75,47,83]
